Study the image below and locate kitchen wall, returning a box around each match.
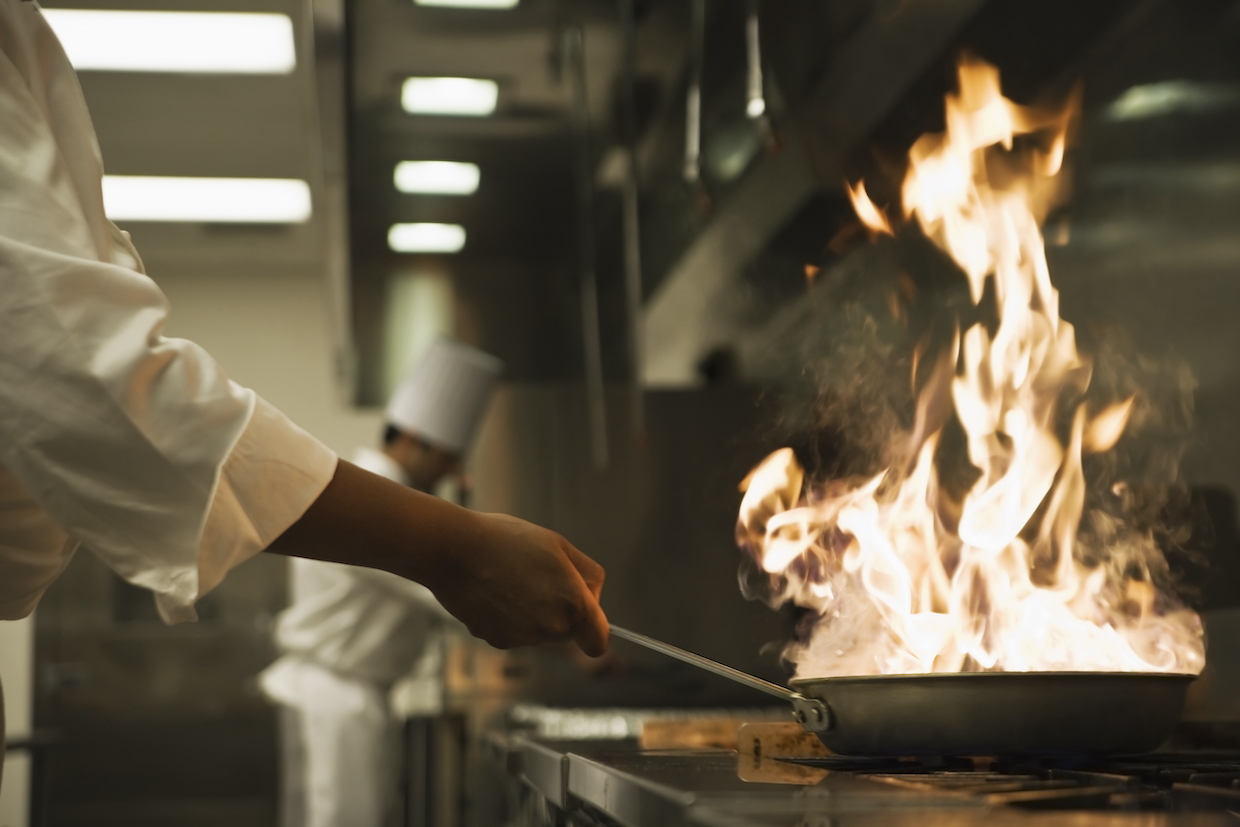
[153,265,382,458]
[470,384,798,706]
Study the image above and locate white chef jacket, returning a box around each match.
[0,0,338,623]
[263,447,451,689]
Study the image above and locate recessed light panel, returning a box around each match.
[388,223,467,253]
[102,176,312,223]
[1106,81,1240,121]
[41,10,296,74]
[415,0,519,7]
[401,77,498,116]
[394,161,481,195]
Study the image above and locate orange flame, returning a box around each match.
[846,179,894,237]
[1084,396,1135,454]
[738,58,1203,678]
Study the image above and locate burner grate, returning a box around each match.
[784,751,1240,811]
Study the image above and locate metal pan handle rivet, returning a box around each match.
[791,694,832,733]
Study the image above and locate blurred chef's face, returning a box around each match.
[384,432,460,492]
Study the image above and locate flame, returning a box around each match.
[1084,396,1135,454]
[737,57,1203,678]
[846,179,894,237]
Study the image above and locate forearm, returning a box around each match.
[263,458,610,654]
[265,458,470,592]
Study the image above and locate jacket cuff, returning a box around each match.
[156,396,338,623]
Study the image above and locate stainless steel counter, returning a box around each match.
[565,748,973,826]
[493,735,1237,827]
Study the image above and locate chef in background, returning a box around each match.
[0,0,609,792]
[260,340,501,827]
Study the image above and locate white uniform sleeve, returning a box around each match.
[0,0,338,623]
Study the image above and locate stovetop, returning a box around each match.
[785,751,1240,812]
[495,731,1240,827]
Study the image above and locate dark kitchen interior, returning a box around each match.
[5,0,1240,825]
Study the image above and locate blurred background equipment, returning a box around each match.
[7,0,1240,825]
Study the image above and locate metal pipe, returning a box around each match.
[566,26,609,470]
[617,0,646,441]
[621,173,644,441]
[304,0,356,405]
[745,0,765,119]
[683,0,705,183]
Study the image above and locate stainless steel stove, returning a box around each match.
[490,719,1240,827]
[785,752,1240,812]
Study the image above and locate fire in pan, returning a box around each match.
[609,625,1195,757]
[702,57,1206,757]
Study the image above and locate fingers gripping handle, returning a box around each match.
[608,625,830,732]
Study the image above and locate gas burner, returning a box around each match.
[784,751,1240,811]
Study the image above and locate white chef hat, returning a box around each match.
[386,339,504,454]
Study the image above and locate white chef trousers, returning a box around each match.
[266,659,402,827]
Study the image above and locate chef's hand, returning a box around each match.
[266,459,610,656]
[426,512,609,656]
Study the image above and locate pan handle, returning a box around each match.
[609,625,831,732]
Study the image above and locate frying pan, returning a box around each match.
[610,625,1195,756]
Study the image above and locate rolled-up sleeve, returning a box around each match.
[0,0,338,622]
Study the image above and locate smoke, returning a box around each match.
[1073,330,1204,600]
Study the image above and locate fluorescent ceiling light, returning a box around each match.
[388,223,467,253]
[103,176,312,223]
[394,161,481,195]
[41,10,295,74]
[402,77,498,116]
[1106,80,1240,121]
[415,0,519,7]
